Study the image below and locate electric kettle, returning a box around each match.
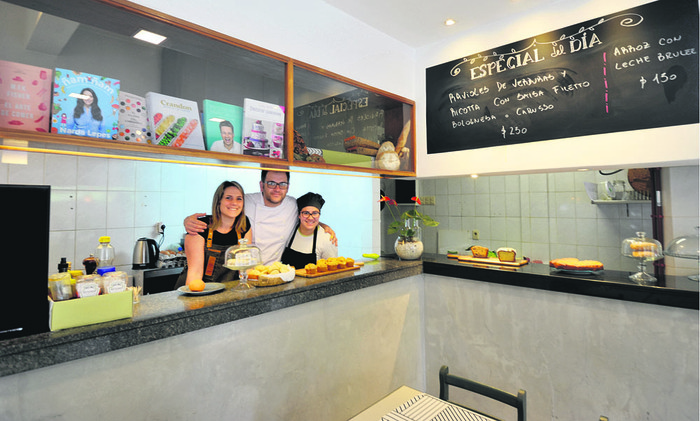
[133,237,159,269]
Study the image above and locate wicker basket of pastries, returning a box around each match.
[247,262,295,287]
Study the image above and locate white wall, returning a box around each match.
[414,0,699,177]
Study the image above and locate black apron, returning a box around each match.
[174,227,240,289]
[281,224,318,269]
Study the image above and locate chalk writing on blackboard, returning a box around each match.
[295,88,388,151]
[426,0,699,154]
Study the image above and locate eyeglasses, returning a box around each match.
[300,211,320,218]
[265,181,289,189]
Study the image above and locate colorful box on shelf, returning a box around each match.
[48,290,133,331]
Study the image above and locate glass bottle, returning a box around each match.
[83,254,98,274]
[95,236,115,268]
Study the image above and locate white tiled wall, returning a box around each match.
[1,144,376,277]
[417,167,699,275]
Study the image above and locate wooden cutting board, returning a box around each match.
[295,265,361,278]
[455,255,529,267]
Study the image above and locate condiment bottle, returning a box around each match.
[83,254,97,275]
[95,236,115,268]
[57,257,68,273]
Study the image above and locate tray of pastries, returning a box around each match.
[549,257,604,274]
[296,257,360,278]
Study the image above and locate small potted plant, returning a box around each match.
[380,195,439,260]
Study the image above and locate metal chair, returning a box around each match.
[439,365,527,421]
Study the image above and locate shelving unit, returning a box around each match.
[0,0,416,177]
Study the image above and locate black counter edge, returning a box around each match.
[422,261,699,310]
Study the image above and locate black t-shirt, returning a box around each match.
[197,215,251,246]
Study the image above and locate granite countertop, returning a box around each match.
[2,255,696,378]
[0,259,422,378]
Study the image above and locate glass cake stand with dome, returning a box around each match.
[621,231,663,285]
[224,239,262,290]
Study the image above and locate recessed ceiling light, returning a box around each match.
[444,18,456,26]
[133,29,167,45]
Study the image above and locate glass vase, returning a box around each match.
[394,219,424,260]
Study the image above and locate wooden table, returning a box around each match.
[348,386,497,421]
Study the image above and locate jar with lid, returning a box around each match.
[95,236,115,268]
[75,274,102,298]
[49,273,73,301]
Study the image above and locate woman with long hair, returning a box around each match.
[68,87,104,134]
[175,180,252,288]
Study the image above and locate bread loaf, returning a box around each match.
[496,247,516,262]
[471,246,489,258]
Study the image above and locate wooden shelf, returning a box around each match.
[591,200,651,205]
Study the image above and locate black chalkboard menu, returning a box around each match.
[426,0,699,154]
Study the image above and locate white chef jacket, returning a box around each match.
[245,192,298,265]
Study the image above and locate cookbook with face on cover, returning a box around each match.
[0,60,53,132]
[145,92,205,150]
[51,68,120,139]
[203,99,243,154]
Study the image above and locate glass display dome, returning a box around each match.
[666,227,700,260]
[224,239,262,290]
[621,231,663,285]
[665,227,699,281]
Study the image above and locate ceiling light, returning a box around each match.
[470,174,479,179]
[444,18,456,26]
[133,29,167,45]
